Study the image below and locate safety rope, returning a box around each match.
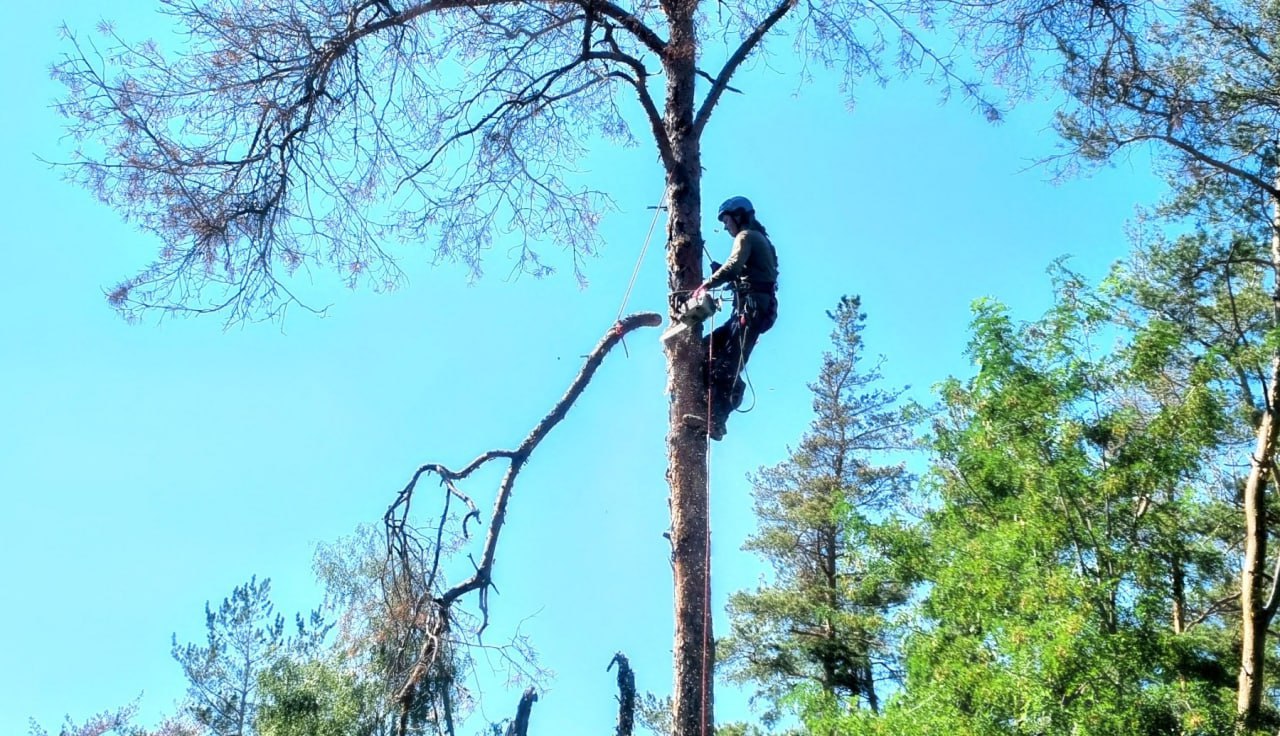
[736,365,758,414]
[732,306,749,413]
[694,291,759,736]
[613,191,667,355]
[695,295,759,734]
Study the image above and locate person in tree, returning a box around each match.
[687,196,779,440]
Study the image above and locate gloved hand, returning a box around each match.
[691,283,709,302]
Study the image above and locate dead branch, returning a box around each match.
[435,311,662,612]
[609,652,637,736]
[384,312,660,735]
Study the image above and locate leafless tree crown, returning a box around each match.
[53,0,1002,324]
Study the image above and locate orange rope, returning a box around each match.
[700,310,715,736]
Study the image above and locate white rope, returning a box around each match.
[613,189,668,356]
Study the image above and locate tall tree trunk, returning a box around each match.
[1171,549,1185,636]
[662,3,711,735]
[1236,191,1280,729]
[1236,402,1275,729]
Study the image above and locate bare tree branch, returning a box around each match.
[693,0,796,138]
[51,1,670,323]
[589,24,674,168]
[382,312,660,733]
[572,0,667,54]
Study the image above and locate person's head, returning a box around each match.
[717,196,765,236]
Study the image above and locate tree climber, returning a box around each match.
[686,196,779,441]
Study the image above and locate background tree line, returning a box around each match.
[38,242,1280,735]
[38,0,1280,732]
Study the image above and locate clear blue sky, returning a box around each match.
[2,3,1165,734]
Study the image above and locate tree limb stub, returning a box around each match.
[609,652,637,736]
[505,687,539,736]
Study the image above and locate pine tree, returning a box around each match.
[171,577,330,736]
[721,296,920,727]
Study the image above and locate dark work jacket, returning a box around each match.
[705,230,778,293]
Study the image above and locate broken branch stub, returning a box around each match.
[609,652,637,736]
[505,687,539,736]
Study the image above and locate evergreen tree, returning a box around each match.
[721,296,921,728]
[171,577,329,736]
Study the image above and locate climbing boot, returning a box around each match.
[682,413,725,441]
[709,417,727,441]
[730,377,747,410]
[682,414,708,433]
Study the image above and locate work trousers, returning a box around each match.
[703,292,777,424]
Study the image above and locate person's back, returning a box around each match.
[744,229,778,287]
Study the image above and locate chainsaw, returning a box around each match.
[660,290,720,344]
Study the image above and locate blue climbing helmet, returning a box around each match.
[717,196,754,219]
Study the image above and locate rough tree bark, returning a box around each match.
[658,3,796,731]
[505,688,538,736]
[660,2,713,733]
[610,652,638,736]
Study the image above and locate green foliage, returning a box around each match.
[709,217,1280,733]
[636,692,672,736]
[257,658,381,736]
[890,284,1240,734]
[715,722,791,736]
[171,577,329,736]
